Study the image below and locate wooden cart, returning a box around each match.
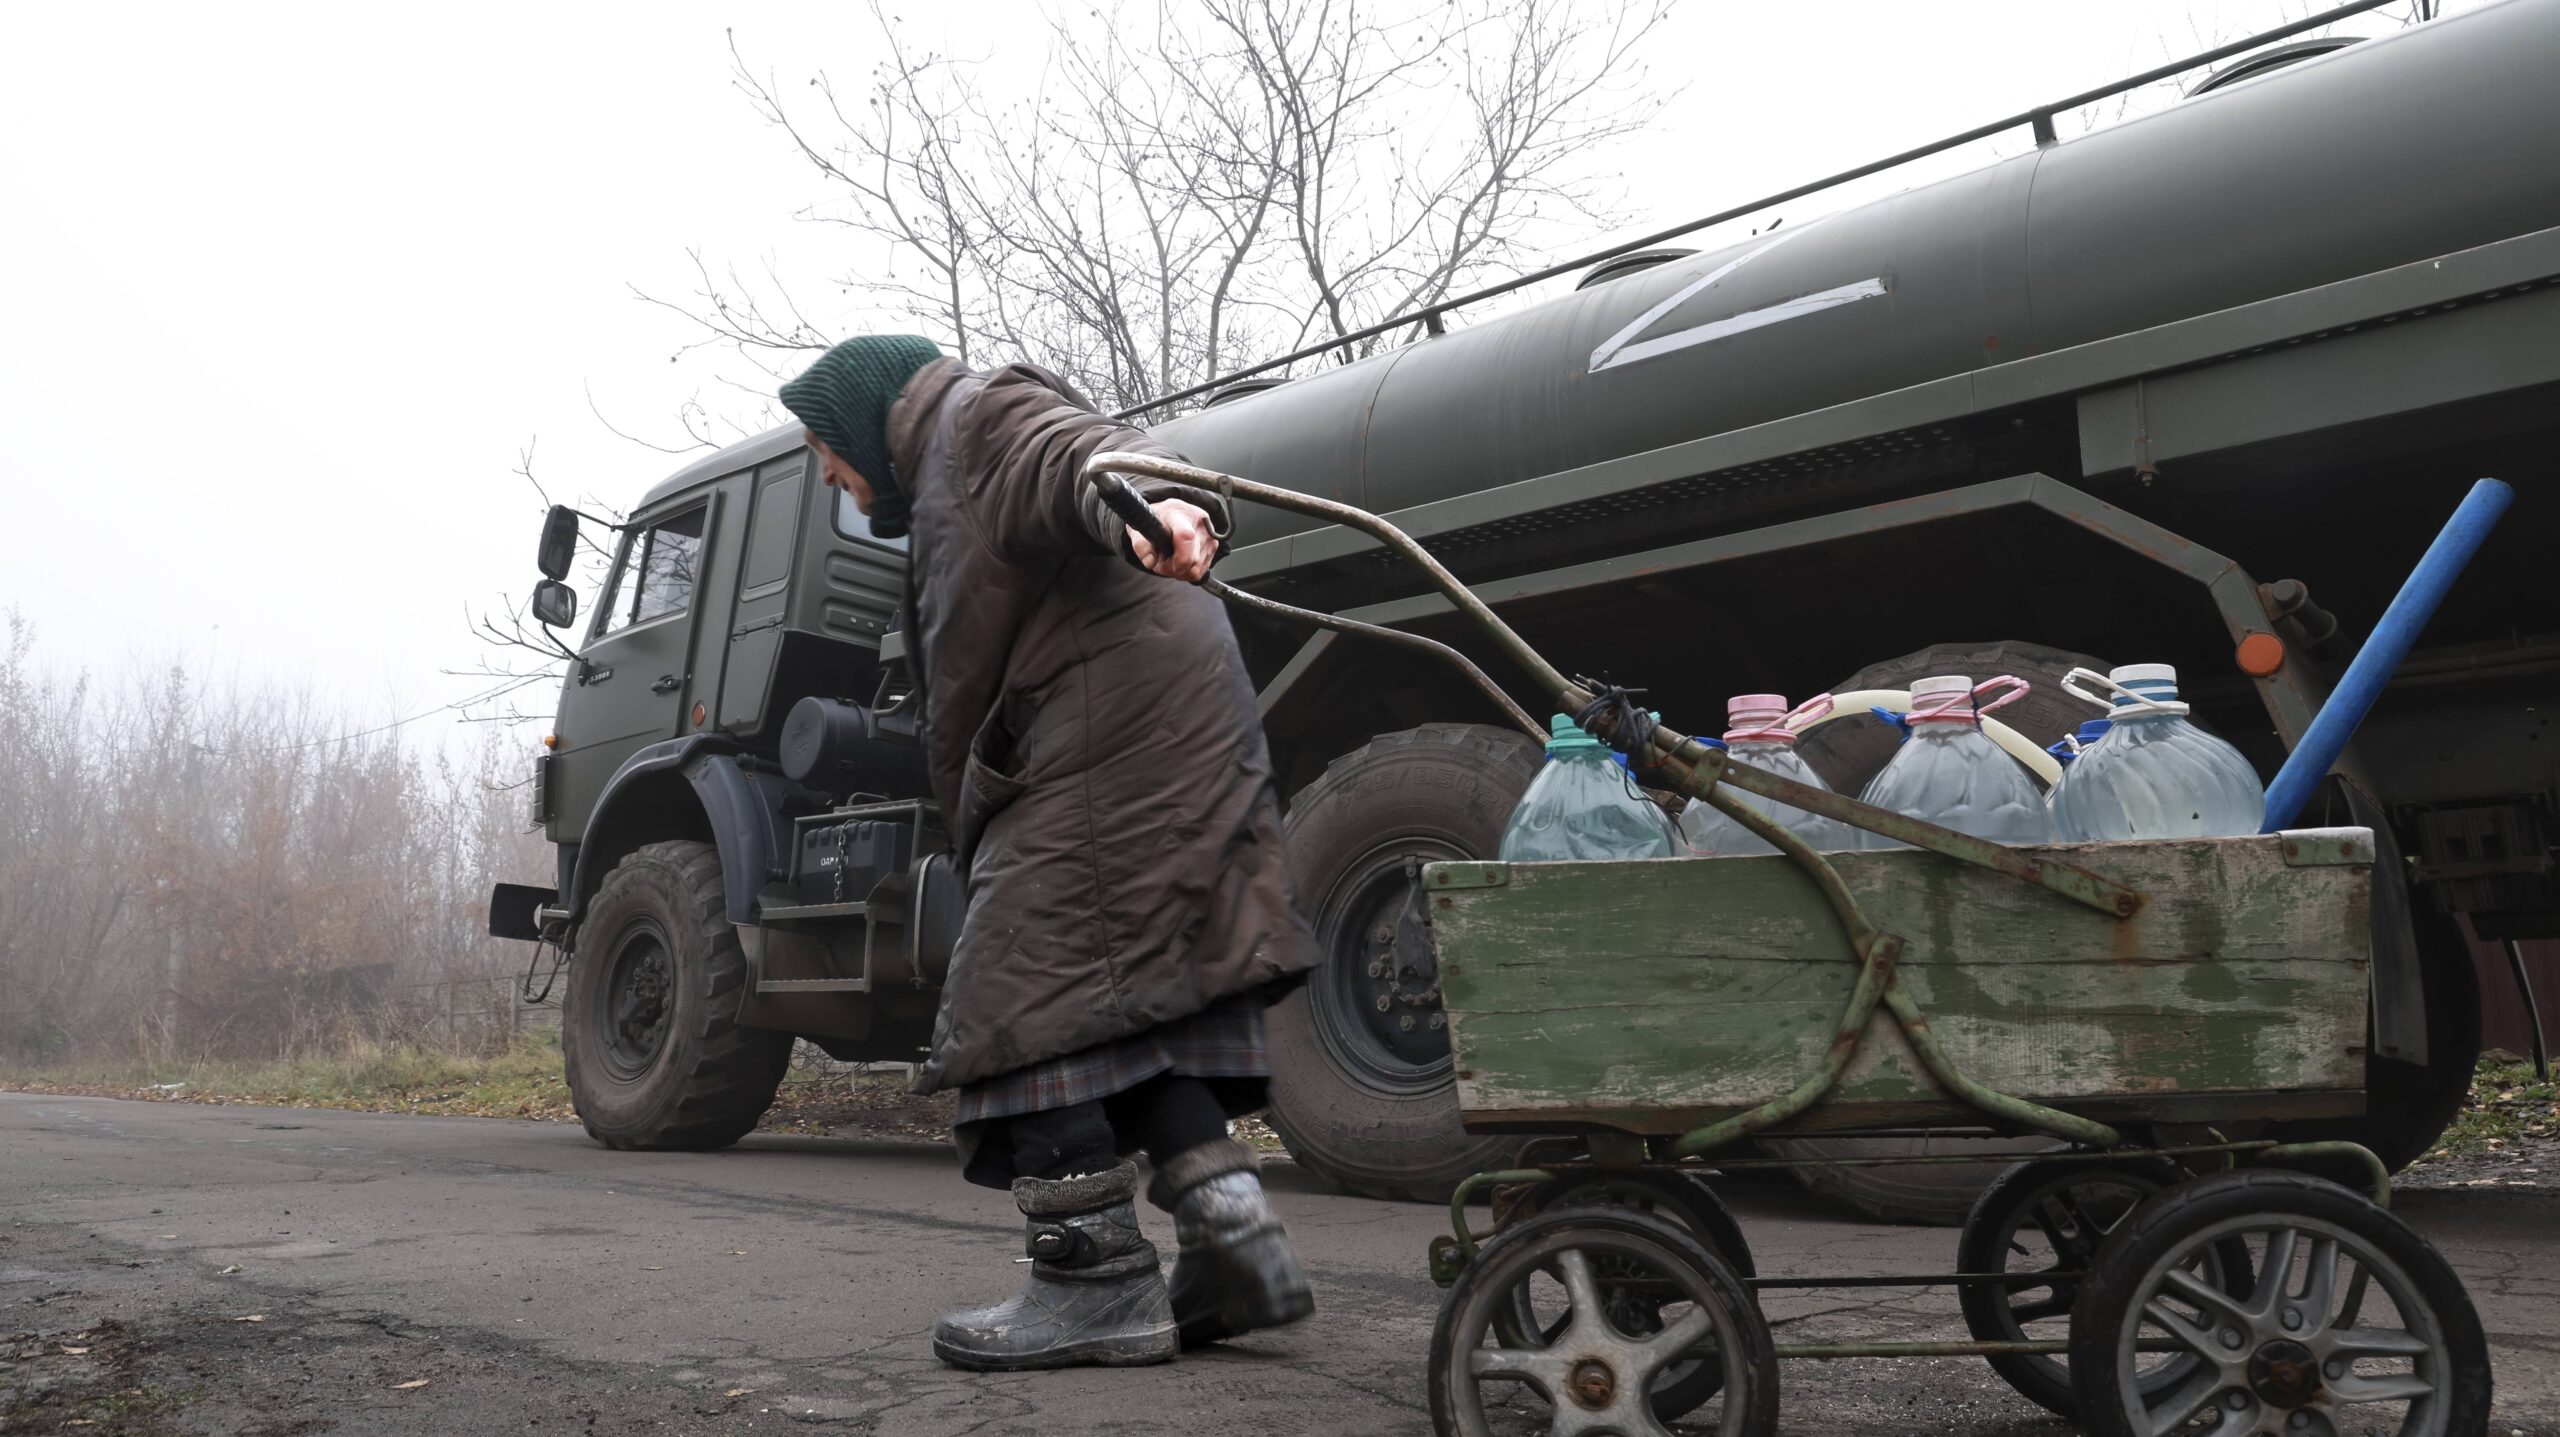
[1084,452,2493,1437]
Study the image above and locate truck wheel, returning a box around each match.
[2359,908,2481,1170]
[1270,723,1545,1202]
[1774,640,2112,1225]
[564,840,791,1150]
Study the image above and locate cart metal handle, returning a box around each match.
[1091,468,1178,557]
[1085,451,2141,921]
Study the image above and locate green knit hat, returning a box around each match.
[777,334,943,538]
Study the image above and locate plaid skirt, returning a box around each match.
[953,992,1271,1126]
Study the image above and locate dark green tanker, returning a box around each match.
[495,0,2560,1219]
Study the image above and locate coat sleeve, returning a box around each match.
[956,364,1233,568]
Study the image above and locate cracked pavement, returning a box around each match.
[4,1094,2556,1434]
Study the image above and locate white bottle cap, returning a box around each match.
[1910,675,1974,696]
[2109,663,2178,685]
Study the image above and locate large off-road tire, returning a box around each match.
[564,840,792,1150]
[1270,723,1545,1202]
[1772,640,2113,1225]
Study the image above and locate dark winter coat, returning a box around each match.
[884,360,1319,1094]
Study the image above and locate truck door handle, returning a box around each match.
[651,674,683,694]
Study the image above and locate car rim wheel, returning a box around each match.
[1434,1212,1770,1437]
[2112,1216,2450,1437]
[1961,1161,2245,1417]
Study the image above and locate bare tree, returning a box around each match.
[646,0,1675,414]
[0,615,555,1065]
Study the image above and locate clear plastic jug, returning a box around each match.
[1856,675,2057,848]
[1679,694,1857,855]
[1499,715,1679,861]
[2043,719,2114,811]
[2050,665,2265,841]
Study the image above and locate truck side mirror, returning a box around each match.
[531,578,578,629]
[538,505,580,582]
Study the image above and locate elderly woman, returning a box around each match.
[777,336,1319,1371]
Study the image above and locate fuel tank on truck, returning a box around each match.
[1155,0,2560,547]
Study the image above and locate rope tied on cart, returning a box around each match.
[1574,683,1665,782]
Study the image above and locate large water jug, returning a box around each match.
[1679,694,1857,855]
[2051,665,2265,840]
[1500,715,1679,861]
[1856,675,2056,848]
[2042,719,2115,811]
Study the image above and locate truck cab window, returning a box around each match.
[596,507,706,637]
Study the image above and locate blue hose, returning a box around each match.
[2260,478,2514,831]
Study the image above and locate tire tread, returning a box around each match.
[567,840,791,1151]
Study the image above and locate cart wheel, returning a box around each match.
[1957,1157,2252,1420]
[1431,1209,1777,1437]
[1491,1171,1756,1421]
[2067,1170,2491,1437]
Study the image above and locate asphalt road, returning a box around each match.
[4,1095,2556,1436]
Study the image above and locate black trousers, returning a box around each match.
[994,1073,1253,1186]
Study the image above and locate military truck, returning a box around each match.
[493,0,2559,1220]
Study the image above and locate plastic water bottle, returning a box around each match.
[2051,664,2264,840]
[1679,694,1857,855]
[1855,675,2056,848]
[1500,715,1679,861]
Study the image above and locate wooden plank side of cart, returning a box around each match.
[1428,830,2375,1136]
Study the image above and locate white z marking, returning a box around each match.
[1587,216,1889,373]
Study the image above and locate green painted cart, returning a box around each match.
[1086,453,2493,1437]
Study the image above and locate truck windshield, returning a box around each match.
[834,488,909,551]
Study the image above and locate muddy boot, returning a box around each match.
[931,1161,1178,1371]
[1148,1138,1315,1348]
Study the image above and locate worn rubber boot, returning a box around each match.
[931,1161,1178,1371]
[1148,1138,1315,1348]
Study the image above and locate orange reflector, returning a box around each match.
[542,734,558,749]
[2235,631,2286,677]
[692,702,708,729]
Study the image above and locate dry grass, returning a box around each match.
[1,1039,1293,1157]
[0,1036,578,1122]
[2406,1050,2549,1183]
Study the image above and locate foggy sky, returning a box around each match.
[0,0,2440,755]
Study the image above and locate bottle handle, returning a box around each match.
[2060,666,2189,718]
[1783,693,1835,731]
[1971,675,2030,717]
